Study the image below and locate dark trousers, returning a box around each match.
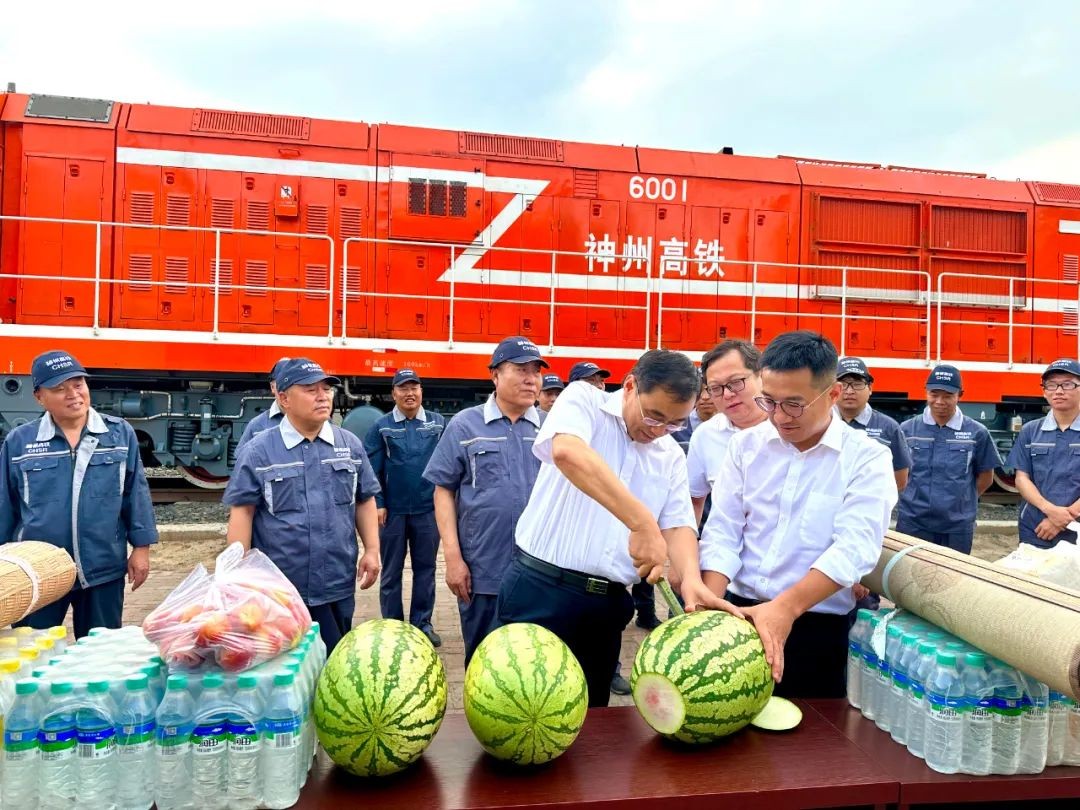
[495,557,634,708]
[895,517,974,555]
[459,593,499,666]
[728,593,849,699]
[632,579,656,619]
[16,577,125,640]
[307,595,356,656]
[379,511,440,629]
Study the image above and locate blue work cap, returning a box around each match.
[275,358,341,391]
[32,350,90,390]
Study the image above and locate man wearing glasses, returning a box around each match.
[1006,359,1080,548]
[835,357,911,491]
[699,331,897,698]
[897,365,1001,555]
[686,340,769,525]
[498,350,736,707]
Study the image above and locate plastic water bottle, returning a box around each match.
[155,675,195,810]
[3,680,41,808]
[75,680,119,809]
[191,673,230,810]
[1047,691,1070,767]
[889,633,918,746]
[924,651,965,774]
[960,652,992,775]
[875,624,903,732]
[227,674,264,810]
[262,672,302,810]
[116,675,157,810]
[847,609,872,709]
[859,615,881,721]
[40,681,77,810]
[906,641,937,759]
[1017,674,1048,774]
[1065,696,1080,766]
[988,660,1023,775]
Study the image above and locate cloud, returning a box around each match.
[989,133,1080,184]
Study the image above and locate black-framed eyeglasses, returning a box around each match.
[1043,380,1080,392]
[705,376,749,398]
[754,386,831,418]
[635,391,688,433]
[840,379,868,391]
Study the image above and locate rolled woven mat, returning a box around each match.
[0,541,77,627]
[864,530,1080,701]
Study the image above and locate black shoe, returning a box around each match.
[610,674,632,695]
[636,613,662,631]
[421,626,442,647]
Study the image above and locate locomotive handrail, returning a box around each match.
[0,214,336,342]
[340,235,650,353]
[935,271,1080,367]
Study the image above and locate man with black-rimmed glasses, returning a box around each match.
[698,331,897,698]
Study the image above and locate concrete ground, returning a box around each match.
[117,525,1021,713]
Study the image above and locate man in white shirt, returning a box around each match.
[686,340,769,525]
[699,331,896,698]
[498,350,738,707]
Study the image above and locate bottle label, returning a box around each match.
[926,691,964,718]
[264,717,300,751]
[861,651,878,666]
[989,697,1024,717]
[119,720,156,756]
[227,721,262,753]
[848,641,860,658]
[192,722,228,757]
[77,726,117,759]
[39,728,77,761]
[892,672,910,690]
[3,728,39,760]
[157,724,194,756]
[909,683,925,700]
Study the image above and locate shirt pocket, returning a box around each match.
[467,441,506,489]
[14,454,61,506]
[327,458,358,506]
[800,492,843,544]
[945,441,974,476]
[84,448,127,498]
[381,430,408,461]
[1028,444,1052,478]
[261,466,304,515]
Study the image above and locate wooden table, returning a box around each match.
[297,702,897,809]
[807,699,1080,809]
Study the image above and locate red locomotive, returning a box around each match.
[1,90,1077,485]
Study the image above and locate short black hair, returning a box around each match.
[630,350,699,402]
[760,331,838,387]
[701,339,761,378]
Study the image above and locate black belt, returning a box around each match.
[515,550,617,596]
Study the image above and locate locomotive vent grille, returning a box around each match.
[1064,305,1079,337]
[1064,254,1079,283]
[192,109,311,141]
[164,257,189,294]
[211,259,234,296]
[306,205,329,235]
[345,266,362,300]
[246,200,270,231]
[245,260,269,297]
[459,131,564,162]
[1033,182,1080,205]
[165,194,191,227]
[340,207,362,239]
[305,264,329,300]
[211,199,236,230]
[128,255,153,291]
[129,192,155,224]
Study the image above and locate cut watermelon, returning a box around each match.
[632,672,686,735]
[750,696,803,731]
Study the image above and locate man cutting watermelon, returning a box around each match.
[497,349,739,708]
[698,331,897,698]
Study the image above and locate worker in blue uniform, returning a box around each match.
[223,358,381,654]
[364,368,446,646]
[835,357,911,491]
[236,356,290,450]
[0,350,158,638]
[1007,358,1080,548]
[568,361,611,389]
[422,337,546,665]
[897,364,1001,554]
[538,374,565,413]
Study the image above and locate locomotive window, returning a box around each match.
[449,182,468,217]
[408,179,427,215]
[428,180,448,216]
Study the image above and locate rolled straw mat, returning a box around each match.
[864,530,1080,701]
[0,541,77,627]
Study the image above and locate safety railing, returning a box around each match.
[0,215,335,341]
[935,272,1080,367]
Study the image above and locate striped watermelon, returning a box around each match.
[463,623,588,765]
[313,619,447,777]
[631,610,773,744]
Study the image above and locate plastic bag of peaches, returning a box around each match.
[142,542,312,672]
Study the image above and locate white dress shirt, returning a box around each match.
[699,412,897,614]
[686,413,739,498]
[515,381,697,585]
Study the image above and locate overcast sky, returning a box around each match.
[4,0,1079,182]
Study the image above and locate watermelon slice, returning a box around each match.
[633,672,686,735]
[749,696,803,731]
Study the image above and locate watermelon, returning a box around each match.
[631,610,773,744]
[314,619,447,777]
[463,623,588,765]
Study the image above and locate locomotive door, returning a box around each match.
[749,210,794,346]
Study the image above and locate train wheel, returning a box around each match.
[993,469,1018,493]
[177,464,230,490]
